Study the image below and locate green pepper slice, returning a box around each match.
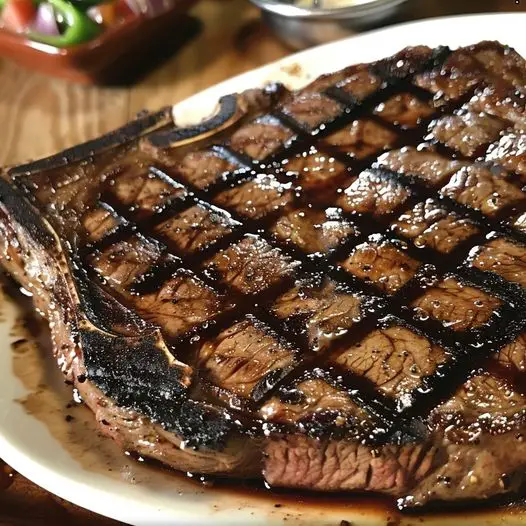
[29,0,101,46]
[0,0,103,47]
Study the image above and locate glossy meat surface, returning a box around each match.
[1,41,526,511]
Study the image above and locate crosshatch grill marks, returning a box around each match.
[11,44,526,513]
[38,41,526,447]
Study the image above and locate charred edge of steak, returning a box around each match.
[0,194,262,474]
[0,177,56,250]
[8,107,173,177]
[71,261,151,336]
[79,325,238,449]
[0,175,242,451]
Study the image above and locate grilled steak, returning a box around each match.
[1,41,526,510]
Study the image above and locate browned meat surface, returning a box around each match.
[498,333,526,372]
[197,318,295,399]
[133,272,227,338]
[271,207,356,254]
[229,115,295,161]
[272,279,363,351]
[90,234,163,291]
[2,42,526,513]
[214,174,293,220]
[392,199,479,253]
[466,86,526,131]
[153,203,239,255]
[412,277,502,331]
[470,237,526,288]
[172,149,239,189]
[204,235,299,295]
[80,205,123,244]
[280,92,343,130]
[333,326,449,401]
[324,119,398,159]
[471,44,526,92]
[411,374,526,505]
[341,237,420,294]
[336,68,382,100]
[413,48,485,104]
[486,132,526,180]
[375,93,434,128]
[338,169,411,217]
[281,145,349,194]
[441,164,525,217]
[376,147,468,187]
[106,163,187,218]
[260,377,371,429]
[428,110,507,157]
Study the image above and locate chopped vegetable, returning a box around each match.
[1,0,36,33]
[32,2,59,35]
[0,0,172,47]
[87,1,116,25]
[115,0,134,19]
[143,0,168,16]
[28,0,101,46]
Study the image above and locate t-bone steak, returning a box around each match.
[1,41,526,510]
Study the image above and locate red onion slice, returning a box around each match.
[32,3,59,36]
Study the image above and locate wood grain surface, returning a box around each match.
[0,0,525,524]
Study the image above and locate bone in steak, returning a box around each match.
[1,41,526,510]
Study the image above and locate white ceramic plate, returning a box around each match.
[1,13,526,526]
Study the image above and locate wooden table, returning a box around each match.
[0,0,525,523]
